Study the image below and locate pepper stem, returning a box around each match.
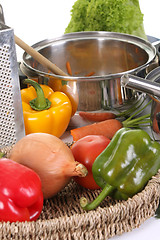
[23,79,51,111]
[80,183,115,210]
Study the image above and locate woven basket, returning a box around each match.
[0,146,160,240]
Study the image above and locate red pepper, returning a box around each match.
[0,158,43,222]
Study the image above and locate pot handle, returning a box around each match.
[121,74,160,98]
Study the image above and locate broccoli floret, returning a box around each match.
[65,0,147,40]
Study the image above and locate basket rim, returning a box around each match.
[0,146,160,240]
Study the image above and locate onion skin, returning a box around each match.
[9,133,87,199]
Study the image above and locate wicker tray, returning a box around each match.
[0,146,160,240]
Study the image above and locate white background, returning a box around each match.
[0,0,160,61]
[0,0,160,239]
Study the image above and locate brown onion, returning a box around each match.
[9,133,87,199]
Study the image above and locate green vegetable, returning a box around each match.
[65,0,147,40]
[80,128,160,210]
[0,152,4,158]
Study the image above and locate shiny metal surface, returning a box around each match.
[121,74,160,98]
[121,67,160,141]
[0,6,25,147]
[145,66,160,141]
[21,31,158,110]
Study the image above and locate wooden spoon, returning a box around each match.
[14,35,68,77]
[15,35,79,115]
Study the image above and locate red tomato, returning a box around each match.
[71,135,110,189]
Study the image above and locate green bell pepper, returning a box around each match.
[80,128,160,210]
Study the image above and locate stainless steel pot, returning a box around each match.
[20,31,160,112]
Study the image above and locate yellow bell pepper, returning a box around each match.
[21,79,72,138]
[47,76,79,116]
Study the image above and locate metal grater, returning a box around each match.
[0,5,25,147]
